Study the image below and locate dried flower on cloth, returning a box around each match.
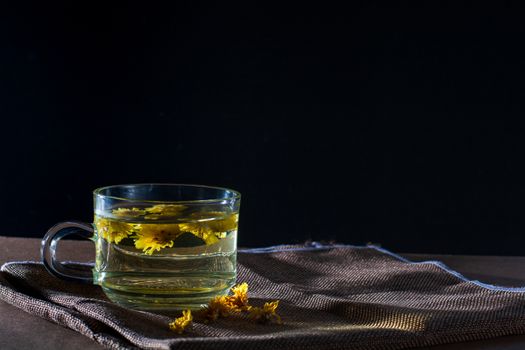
[169,283,281,334]
[169,310,193,334]
[199,282,250,322]
[249,301,282,324]
[200,295,236,323]
[227,282,249,311]
[205,283,280,323]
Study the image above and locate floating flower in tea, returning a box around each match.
[95,204,238,255]
[180,212,238,245]
[133,224,182,255]
[111,207,147,217]
[143,204,187,220]
[94,217,138,244]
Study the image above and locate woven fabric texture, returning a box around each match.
[1,245,525,350]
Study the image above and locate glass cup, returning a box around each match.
[41,184,241,310]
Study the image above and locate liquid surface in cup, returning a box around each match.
[93,204,238,310]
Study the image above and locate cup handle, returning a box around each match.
[41,221,95,284]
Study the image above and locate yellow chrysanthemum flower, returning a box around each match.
[111,207,146,218]
[178,222,217,245]
[199,283,249,322]
[169,310,192,334]
[202,212,239,232]
[227,282,249,311]
[200,295,236,322]
[144,204,186,219]
[134,224,182,255]
[98,206,235,252]
[188,212,238,230]
[248,301,282,324]
[94,217,137,244]
[180,212,238,245]
[191,282,283,327]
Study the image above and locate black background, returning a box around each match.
[1,2,525,254]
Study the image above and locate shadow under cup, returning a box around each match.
[41,184,241,310]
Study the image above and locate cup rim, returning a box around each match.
[93,183,241,204]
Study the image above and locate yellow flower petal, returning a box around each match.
[227,282,249,310]
[97,207,236,251]
[94,217,137,244]
[169,310,192,334]
[179,222,214,238]
[190,212,238,232]
[209,213,238,232]
[249,301,282,324]
[200,295,236,322]
[144,204,186,219]
[111,207,146,218]
[180,212,238,245]
[198,282,283,326]
[133,224,181,255]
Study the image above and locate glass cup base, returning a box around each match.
[98,274,236,311]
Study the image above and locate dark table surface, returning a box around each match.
[1,236,525,350]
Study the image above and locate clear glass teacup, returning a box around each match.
[41,184,241,310]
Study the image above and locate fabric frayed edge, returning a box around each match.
[239,242,525,293]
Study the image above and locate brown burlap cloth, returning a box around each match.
[2,243,525,350]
